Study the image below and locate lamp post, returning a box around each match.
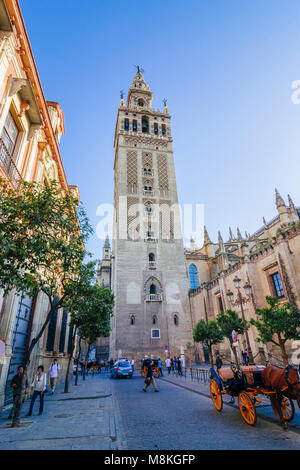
[228,276,254,365]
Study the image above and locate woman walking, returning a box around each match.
[26,365,47,417]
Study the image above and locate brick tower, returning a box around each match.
[110,68,193,361]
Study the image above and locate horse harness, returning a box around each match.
[284,365,300,394]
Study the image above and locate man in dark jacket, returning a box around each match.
[8,366,28,420]
[143,360,159,392]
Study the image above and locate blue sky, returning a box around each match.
[20,0,300,258]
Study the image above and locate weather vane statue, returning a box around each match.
[120,89,124,99]
[134,65,145,75]
[163,98,168,107]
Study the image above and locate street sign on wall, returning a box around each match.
[232,330,237,343]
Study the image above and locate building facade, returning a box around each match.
[0,0,77,409]
[107,70,194,361]
[187,191,300,365]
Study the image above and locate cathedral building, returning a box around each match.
[187,191,300,365]
[98,69,194,361]
[97,76,300,365]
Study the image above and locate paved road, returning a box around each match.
[111,373,300,450]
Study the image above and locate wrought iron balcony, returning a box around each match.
[145,293,163,302]
[0,137,22,188]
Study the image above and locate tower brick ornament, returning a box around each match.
[110,70,193,360]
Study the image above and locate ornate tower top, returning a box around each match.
[127,68,153,109]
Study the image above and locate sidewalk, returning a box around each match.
[0,373,124,450]
[161,369,300,434]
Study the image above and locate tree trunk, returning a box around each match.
[75,337,82,386]
[64,327,77,393]
[278,336,289,367]
[83,344,90,381]
[12,298,61,427]
[208,344,214,368]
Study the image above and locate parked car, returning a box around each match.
[110,360,133,379]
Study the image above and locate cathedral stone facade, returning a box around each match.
[97,72,300,367]
[100,70,194,361]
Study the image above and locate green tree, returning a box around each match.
[0,179,92,426]
[73,284,114,384]
[217,310,245,367]
[193,319,223,367]
[250,296,300,366]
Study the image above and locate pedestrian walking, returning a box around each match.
[245,349,249,366]
[48,358,61,394]
[109,359,114,370]
[170,357,174,372]
[177,357,182,376]
[241,351,246,365]
[158,358,163,377]
[143,360,159,393]
[131,359,135,372]
[26,366,47,416]
[166,357,171,374]
[8,366,28,420]
[174,356,177,374]
[216,354,223,371]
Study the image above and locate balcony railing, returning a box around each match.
[0,137,22,188]
[143,190,154,196]
[143,169,154,177]
[147,261,156,269]
[144,233,158,243]
[145,293,163,302]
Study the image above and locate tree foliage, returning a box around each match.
[193,319,223,348]
[250,296,300,365]
[193,319,223,367]
[0,179,92,300]
[217,310,245,345]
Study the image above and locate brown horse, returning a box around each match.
[262,365,300,429]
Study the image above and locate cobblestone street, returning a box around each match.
[1,371,300,450]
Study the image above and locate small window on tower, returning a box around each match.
[142,117,149,134]
[124,119,129,131]
[138,99,144,107]
[133,120,137,132]
[154,123,158,135]
[162,124,166,136]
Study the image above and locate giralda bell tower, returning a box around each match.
[110,68,193,360]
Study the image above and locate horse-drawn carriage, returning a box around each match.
[140,358,160,378]
[210,364,300,428]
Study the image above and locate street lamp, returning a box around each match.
[229,277,254,365]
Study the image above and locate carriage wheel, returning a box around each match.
[281,397,295,422]
[210,379,223,412]
[238,392,257,426]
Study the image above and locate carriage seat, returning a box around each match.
[241,366,265,387]
[217,367,235,382]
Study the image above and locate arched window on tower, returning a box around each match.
[189,264,199,290]
[138,99,144,107]
[152,315,157,325]
[142,116,149,134]
[149,253,155,262]
[130,315,135,326]
[174,314,179,326]
[150,284,156,295]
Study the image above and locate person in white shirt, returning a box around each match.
[26,366,47,416]
[131,359,135,372]
[48,359,61,395]
[165,357,171,375]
